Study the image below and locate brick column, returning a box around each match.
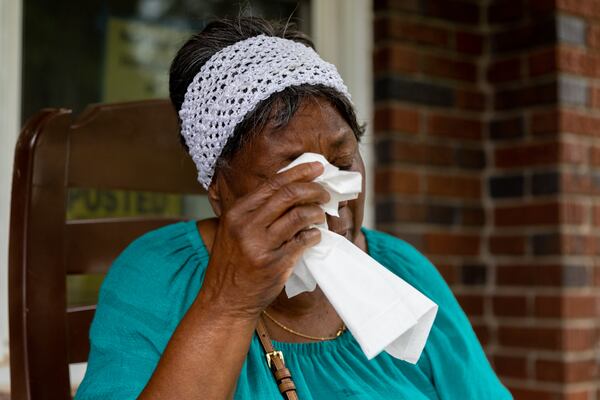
[373,0,600,398]
[373,0,488,346]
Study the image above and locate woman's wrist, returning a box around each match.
[194,287,263,324]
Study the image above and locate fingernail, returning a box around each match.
[311,162,324,172]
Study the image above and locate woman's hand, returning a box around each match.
[198,161,330,320]
[141,162,330,399]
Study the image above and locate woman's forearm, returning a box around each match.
[139,290,258,399]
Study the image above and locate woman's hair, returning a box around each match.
[169,17,365,165]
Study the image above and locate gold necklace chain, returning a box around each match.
[262,309,346,341]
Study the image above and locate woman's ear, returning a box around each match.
[207,177,223,217]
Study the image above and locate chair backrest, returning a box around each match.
[9,100,204,399]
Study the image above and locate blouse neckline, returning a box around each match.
[269,326,360,356]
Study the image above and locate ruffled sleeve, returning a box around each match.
[75,221,209,400]
[364,228,512,400]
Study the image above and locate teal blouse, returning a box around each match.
[76,221,511,399]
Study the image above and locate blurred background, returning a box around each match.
[1,0,600,399]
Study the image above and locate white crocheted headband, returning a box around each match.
[179,34,352,189]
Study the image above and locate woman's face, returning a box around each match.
[211,97,366,245]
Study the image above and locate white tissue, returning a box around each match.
[280,153,438,363]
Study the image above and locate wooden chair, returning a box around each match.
[8,100,204,399]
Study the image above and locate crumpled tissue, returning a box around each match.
[280,152,438,363]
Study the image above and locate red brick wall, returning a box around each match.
[373,1,600,398]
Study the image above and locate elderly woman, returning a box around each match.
[76,17,511,400]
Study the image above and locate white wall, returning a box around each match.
[0,0,23,391]
[312,0,374,228]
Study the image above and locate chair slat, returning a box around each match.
[67,100,204,194]
[66,217,187,274]
[67,306,96,364]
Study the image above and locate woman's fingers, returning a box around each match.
[254,181,330,226]
[228,162,329,249]
[275,228,322,276]
[267,204,326,244]
[239,162,324,211]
